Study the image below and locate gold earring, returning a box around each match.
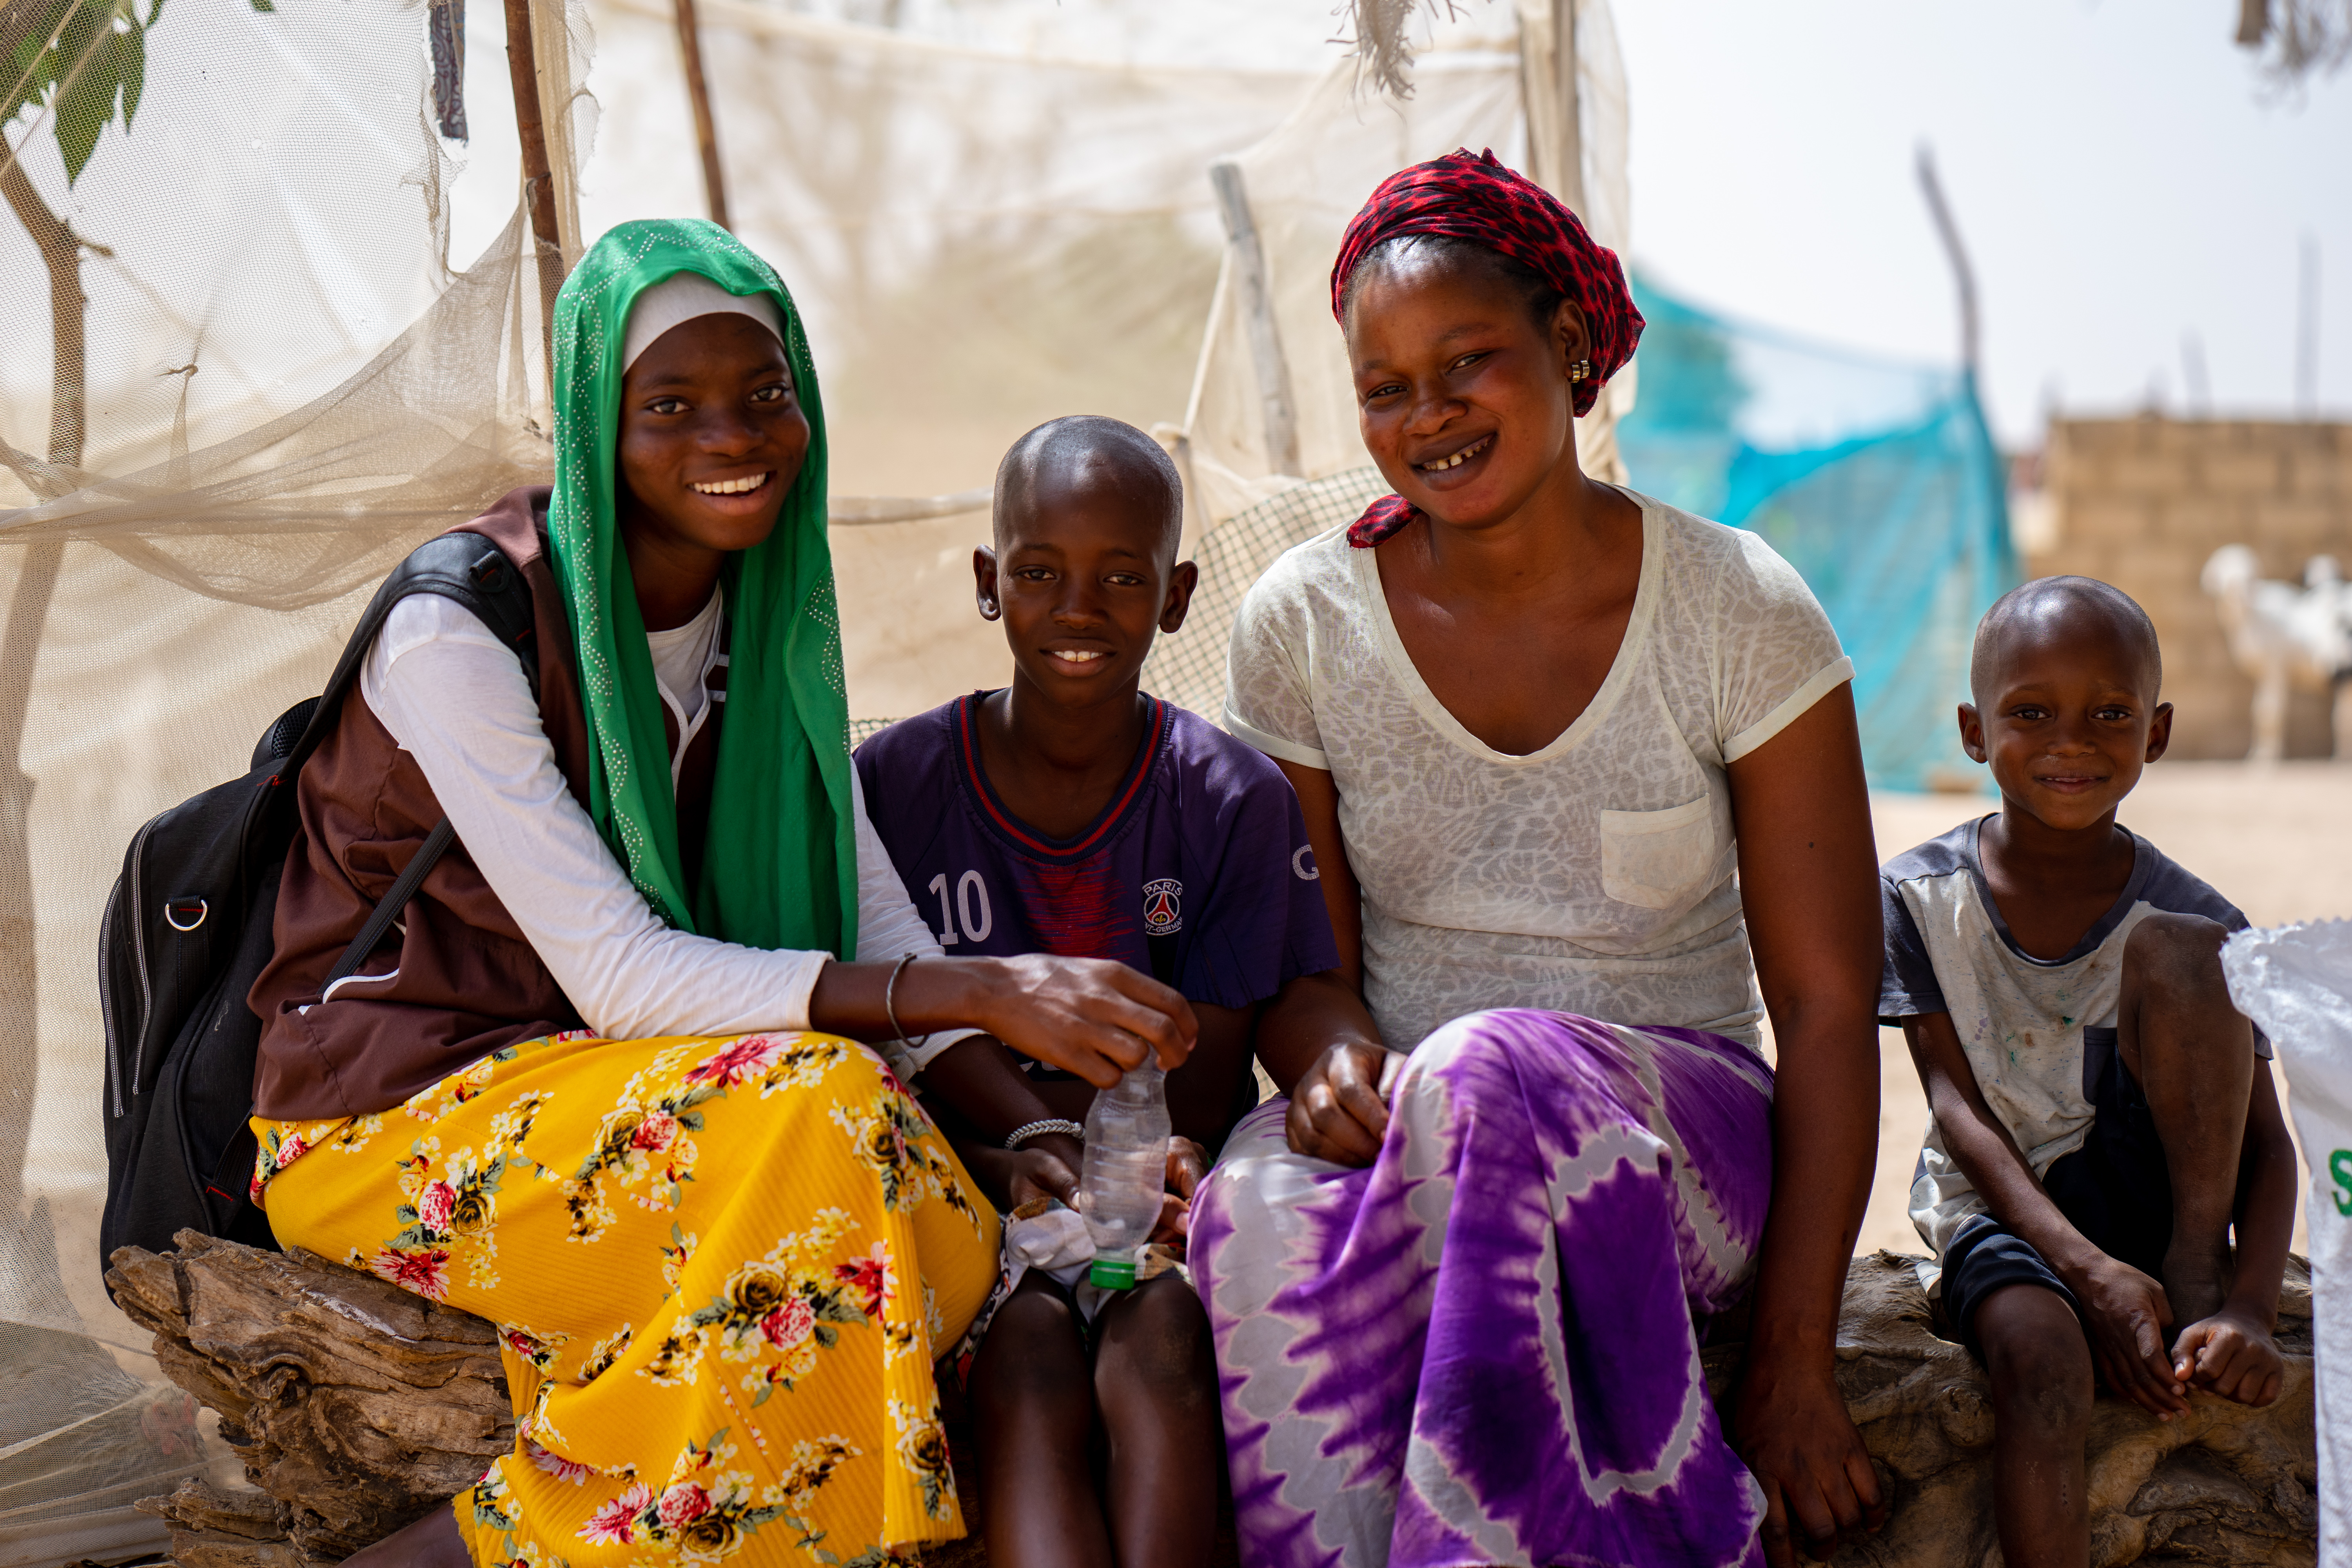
[1569,358,1592,383]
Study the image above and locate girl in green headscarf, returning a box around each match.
[247,220,1196,1568]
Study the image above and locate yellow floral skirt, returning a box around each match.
[251,1029,1000,1568]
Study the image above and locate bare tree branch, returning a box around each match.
[1336,0,1463,100]
[2237,0,2352,86]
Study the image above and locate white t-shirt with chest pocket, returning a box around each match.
[1221,488,1853,1052]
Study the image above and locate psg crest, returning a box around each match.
[1142,878,1183,936]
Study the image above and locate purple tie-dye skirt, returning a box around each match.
[1191,1009,1775,1568]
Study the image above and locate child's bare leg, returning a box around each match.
[970,1274,1111,1568]
[1979,1283,2094,1568]
[2118,913,2255,1325]
[1093,1275,1222,1568]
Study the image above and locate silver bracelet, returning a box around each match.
[884,952,929,1051]
[1004,1118,1085,1152]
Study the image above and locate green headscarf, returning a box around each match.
[547,220,856,958]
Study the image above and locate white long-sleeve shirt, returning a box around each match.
[359,592,974,1073]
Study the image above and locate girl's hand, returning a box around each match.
[973,954,1199,1087]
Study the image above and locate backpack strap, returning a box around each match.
[283,532,540,775]
[295,533,540,989]
[321,817,456,990]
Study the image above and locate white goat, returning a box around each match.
[2201,544,2352,760]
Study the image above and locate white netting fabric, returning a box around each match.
[0,0,1623,1553]
[2,0,571,1553]
[582,0,1314,717]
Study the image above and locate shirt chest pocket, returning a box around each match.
[1598,795,1722,910]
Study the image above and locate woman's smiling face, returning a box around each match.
[1344,249,1588,531]
[615,310,810,557]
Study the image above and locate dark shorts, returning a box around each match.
[1935,1027,2174,1358]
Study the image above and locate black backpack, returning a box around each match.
[98,531,539,1280]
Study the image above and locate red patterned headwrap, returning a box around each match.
[1330,148,1643,546]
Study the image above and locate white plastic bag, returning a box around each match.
[2223,919,2352,1562]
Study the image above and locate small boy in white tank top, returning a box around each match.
[1878,576,2297,1568]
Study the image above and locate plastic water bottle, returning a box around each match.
[1078,1060,1170,1289]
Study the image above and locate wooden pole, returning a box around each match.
[2296,233,2320,419]
[503,0,567,392]
[1914,144,1981,376]
[0,67,89,1207]
[1552,0,1584,216]
[672,0,731,231]
[1513,0,1583,216]
[1207,160,1300,478]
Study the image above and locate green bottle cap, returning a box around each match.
[1089,1252,1139,1289]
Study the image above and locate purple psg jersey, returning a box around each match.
[853,693,1340,1010]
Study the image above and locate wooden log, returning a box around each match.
[107,1230,512,1564]
[135,1477,307,1568]
[112,1236,2316,1567]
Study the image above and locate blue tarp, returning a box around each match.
[1617,276,2018,792]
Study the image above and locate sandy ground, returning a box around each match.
[1855,760,2352,1259]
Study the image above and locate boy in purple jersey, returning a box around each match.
[856,416,1364,1568]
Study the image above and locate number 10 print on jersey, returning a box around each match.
[924,871,993,946]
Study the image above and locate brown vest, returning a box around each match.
[249,487,724,1120]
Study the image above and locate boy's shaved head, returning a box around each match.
[995,415,1184,563]
[1970,576,2162,704]
[975,414,1201,725]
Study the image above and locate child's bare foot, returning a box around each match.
[2160,1241,2232,1329]
[340,1500,468,1568]
[2169,1308,2286,1406]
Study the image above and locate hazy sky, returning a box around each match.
[1610,0,2351,446]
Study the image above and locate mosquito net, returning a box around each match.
[0,0,601,1548]
[0,0,1626,1554]
[1614,275,2018,792]
[577,0,1308,719]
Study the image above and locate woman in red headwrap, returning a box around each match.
[1190,151,1885,1568]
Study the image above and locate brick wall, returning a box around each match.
[2029,417,2352,759]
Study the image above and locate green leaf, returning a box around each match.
[111,22,143,131]
[2,2,67,73]
[16,0,273,184]
[4,3,70,136]
[51,3,114,184]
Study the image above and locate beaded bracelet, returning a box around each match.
[1003,1118,1085,1152]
